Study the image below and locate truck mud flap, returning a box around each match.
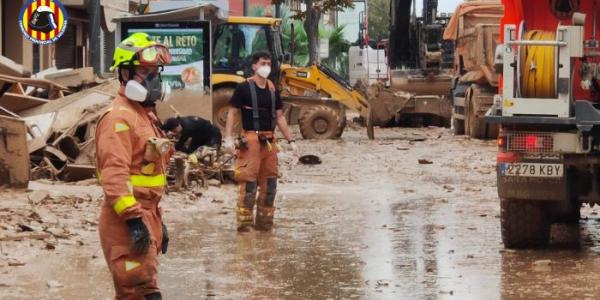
[497,168,568,201]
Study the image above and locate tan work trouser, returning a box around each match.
[234,131,279,230]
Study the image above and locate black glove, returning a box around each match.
[126,218,150,254]
[161,222,169,254]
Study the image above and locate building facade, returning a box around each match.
[0,0,135,76]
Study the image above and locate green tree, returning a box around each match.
[321,24,350,79]
[248,5,265,17]
[273,0,354,65]
[281,8,351,78]
[368,0,390,43]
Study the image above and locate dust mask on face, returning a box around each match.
[256,65,271,78]
[124,73,171,106]
[125,80,148,102]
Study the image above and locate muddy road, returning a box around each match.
[3,126,600,299]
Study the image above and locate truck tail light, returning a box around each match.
[507,132,554,153]
[497,136,507,149]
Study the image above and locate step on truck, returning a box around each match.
[487,0,600,248]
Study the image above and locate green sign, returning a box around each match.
[128,28,205,91]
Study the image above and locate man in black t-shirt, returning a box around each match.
[223,51,297,232]
[162,116,222,153]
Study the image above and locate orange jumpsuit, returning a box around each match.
[95,90,171,299]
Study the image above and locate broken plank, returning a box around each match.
[0,106,19,117]
[0,93,48,112]
[62,164,96,182]
[0,74,70,92]
[0,55,31,77]
[42,67,95,88]
[7,82,25,95]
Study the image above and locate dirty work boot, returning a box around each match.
[255,207,275,231]
[237,206,254,232]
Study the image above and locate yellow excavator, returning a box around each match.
[211,16,373,139]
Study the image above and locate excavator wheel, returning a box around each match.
[299,105,343,140]
[335,106,347,138]
[212,87,240,134]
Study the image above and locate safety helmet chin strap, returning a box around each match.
[118,66,137,85]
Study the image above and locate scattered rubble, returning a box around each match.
[168,147,235,191]
[0,56,118,187]
[0,58,118,187]
[46,280,64,289]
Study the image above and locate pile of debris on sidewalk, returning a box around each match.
[0,55,118,188]
[0,55,234,190]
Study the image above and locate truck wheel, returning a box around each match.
[451,83,468,135]
[501,198,550,248]
[213,87,239,133]
[548,200,581,223]
[452,118,465,135]
[466,85,488,139]
[299,105,342,139]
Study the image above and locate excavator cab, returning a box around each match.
[212,18,283,83]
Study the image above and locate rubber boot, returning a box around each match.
[145,292,162,300]
[255,207,275,231]
[237,206,254,232]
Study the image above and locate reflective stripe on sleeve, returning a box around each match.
[130,174,167,187]
[113,195,137,215]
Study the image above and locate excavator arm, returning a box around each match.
[279,64,370,115]
[279,63,375,139]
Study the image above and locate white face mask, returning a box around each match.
[125,80,148,102]
[256,65,271,78]
[124,80,171,103]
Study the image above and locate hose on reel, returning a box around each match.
[520,30,557,98]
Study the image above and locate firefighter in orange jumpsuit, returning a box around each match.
[96,33,173,300]
[223,51,298,232]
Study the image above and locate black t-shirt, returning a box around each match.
[176,116,222,153]
[229,81,283,131]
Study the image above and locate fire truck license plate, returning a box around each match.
[501,163,563,178]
